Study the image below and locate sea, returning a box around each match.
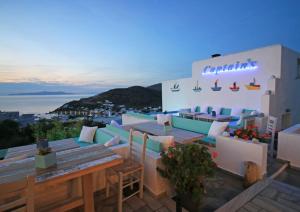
[0,94,93,114]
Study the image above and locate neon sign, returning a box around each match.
[202,58,258,75]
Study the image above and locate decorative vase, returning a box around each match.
[164,125,172,133]
[35,152,57,169]
[37,139,49,149]
[174,193,200,212]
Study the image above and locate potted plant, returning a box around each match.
[35,138,57,169]
[233,125,259,141]
[157,144,216,211]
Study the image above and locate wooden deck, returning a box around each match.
[237,180,300,212]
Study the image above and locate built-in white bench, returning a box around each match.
[278,124,300,168]
[216,136,268,178]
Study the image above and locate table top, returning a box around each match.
[0,144,123,184]
[131,121,204,145]
[280,124,300,135]
[196,114,231,122]
[5,138,80,159]
[179,111,203,116]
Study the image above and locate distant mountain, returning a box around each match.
[54,84,162,111]
[147,83,162,92]
[9,91,74,96]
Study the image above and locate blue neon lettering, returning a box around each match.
[202,58,258,75]
[240,62,248,69]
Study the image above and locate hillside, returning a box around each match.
[54,84,162,111]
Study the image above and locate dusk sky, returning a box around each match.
[1,0,300,94]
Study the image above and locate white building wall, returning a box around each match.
[273,46,300,127]
[162,78,193,111]
[162,45,300,128]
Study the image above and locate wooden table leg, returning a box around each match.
[82,173,95,212]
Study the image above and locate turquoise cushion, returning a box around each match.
[195,106,201,112]
[220,108,232,116]
[172,116,212,135]
[105,125,162,153]
[201,136,216,145]
[231,116,240,121]
[207,106,213,114]
[228,121,243,129]
[95,129,114,145]
[75,137,94,147]
[127,112,156,120]
[0,149,7,159]
[242,109,254,115]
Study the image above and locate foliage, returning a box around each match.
[0,120,35,149]
[234,125,259,140]
[0,119,105,151]
[157,144,216,203]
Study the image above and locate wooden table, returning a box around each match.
[5,138,79,159]
[195,114,232,122]
[0,144,123,211]
[179,112,203,119]
[131,121,204,145]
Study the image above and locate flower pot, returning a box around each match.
[35,152,57,169]
[174,193,201,212]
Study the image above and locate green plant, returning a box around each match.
[157,144,216,203]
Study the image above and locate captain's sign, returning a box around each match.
[202,58,258,75]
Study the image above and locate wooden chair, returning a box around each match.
[105,129,148,212]
[266,116,277,157]
[0,175,35,212]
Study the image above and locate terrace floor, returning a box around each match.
[70,159,300,212]
[72,168,244,212]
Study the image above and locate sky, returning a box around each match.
[0,0,300,94]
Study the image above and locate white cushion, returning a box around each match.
[250,110,257,115]
[231,108,243,116]
[148,135,175,151]
[110,120,123,129]
[104,136,120,147]
[157,114,172,125]
[79,126,98,143]
[208,121,229,137]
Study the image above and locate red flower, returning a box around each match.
[167,152,174,159]
[212,151,219,159]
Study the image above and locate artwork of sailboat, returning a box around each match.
[245,78,261,90]
[211,79,222,91]
[193,80,202,92]
[171,83,180,92]
[230,82,240,92]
